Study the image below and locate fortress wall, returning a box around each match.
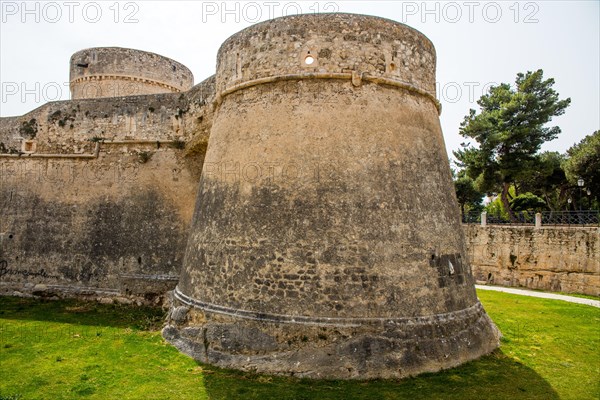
[0,152,196,302]
[183,76,216,168]
[0,77,215,303]
[0,76,215,155]
[70,47,194,99]
[465,225,600,296]
[0,117,22,153]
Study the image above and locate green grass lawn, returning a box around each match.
[0,291,598,400]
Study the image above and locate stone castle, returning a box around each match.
[1,12,513,379]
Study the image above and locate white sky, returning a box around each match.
[1,0,598,159]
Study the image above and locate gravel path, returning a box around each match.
[475,285,600,308]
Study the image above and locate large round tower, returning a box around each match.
[164,13,499,379]
[69,47,193,99]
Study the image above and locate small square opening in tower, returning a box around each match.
[22,140,37,153]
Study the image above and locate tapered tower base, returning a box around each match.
[164,13,499,379]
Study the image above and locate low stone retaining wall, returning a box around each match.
[464,225,599,296]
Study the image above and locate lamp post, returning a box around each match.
[567,197,572,211]
[577,178,584,211]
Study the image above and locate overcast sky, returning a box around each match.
[1,0,598,159]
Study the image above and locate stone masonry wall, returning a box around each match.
[465,225,599,296]
[0,76,215,303]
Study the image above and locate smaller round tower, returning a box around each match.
[69,47,193,99]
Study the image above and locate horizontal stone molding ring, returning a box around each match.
[174,286,484,328]
[216,72,442,115]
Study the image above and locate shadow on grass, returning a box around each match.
[0,296,165,330]
[0,296,560,399]
[199,349,559,400]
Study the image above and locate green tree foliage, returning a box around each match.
[563,131,600,207]
[510,192,547,212]
[483,188,545,223]
[454,174,484,218]
[520,152,570,211]
[484,186,516,221]
[454,70,571,220]
[485,194,509,221]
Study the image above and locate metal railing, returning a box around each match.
[540,211,599,227]
[462,210,599,227]
[462,212,482,224]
